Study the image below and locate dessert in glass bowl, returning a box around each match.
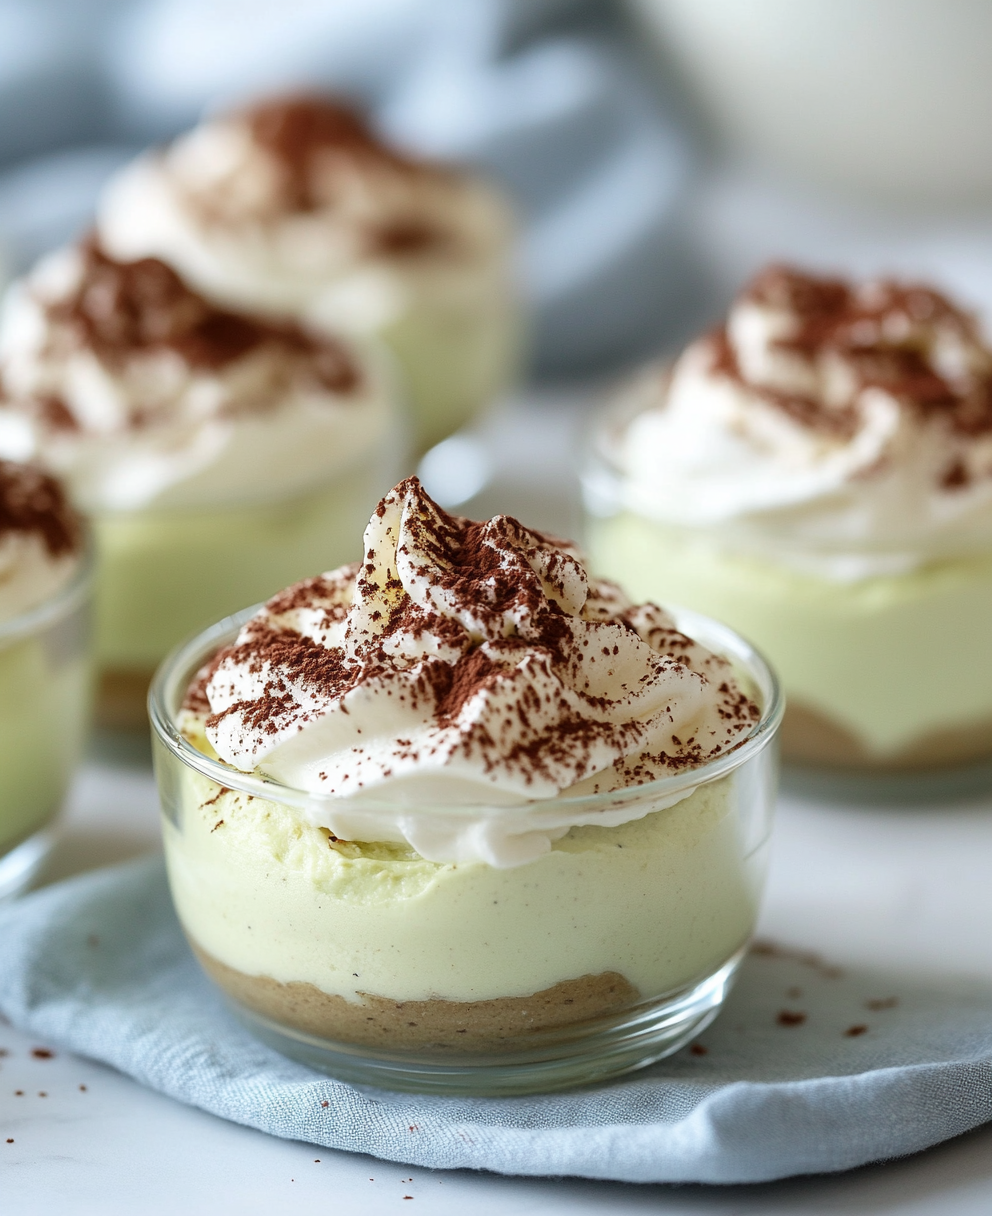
[0,237,398,727]
[150,477,780,1095]
[587,264,992,771]
[97,94,519,453]
[0,460,91,897]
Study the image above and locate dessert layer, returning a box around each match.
[0,619,90,855]
[590,511,992,757]
[194,944,638,1053]
[603,265,992,578]
[182,477,760,865]
[780,701,992,771]
[94,452,389,670]
[96,668,153,731]
[0,239,393,513]
[161,761,761,1005]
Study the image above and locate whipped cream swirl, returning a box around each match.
[0,459,81,622]
[0,239,393,513]
[184,478,759,866]
[97,95,513,336]
[601,266,992,579]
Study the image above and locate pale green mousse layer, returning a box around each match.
[95,461,388,672]
[156,740,764,1006]
[590,511,992,756]
[0,629,91,856]
[383,287,520,454]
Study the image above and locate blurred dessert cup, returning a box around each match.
[0,238,399,728]
[150,477,780,1095]
[97,95,520,454]
[586,265,992,773]
[0,460,91,897]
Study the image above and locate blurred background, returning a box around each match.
[6,0,992,533]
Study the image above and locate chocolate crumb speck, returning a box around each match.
[30,1048,54,1059]
[777,1010,807,1027]
[689,1043,708,1056]
[845,1024,869,1037]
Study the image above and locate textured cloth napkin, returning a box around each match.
[2,855,992,1185]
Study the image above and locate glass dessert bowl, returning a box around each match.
[0,238,400,728]
[0,460,92,898]
[150,477,780,1095]
[97,94,520,454]
[587,264,992,775]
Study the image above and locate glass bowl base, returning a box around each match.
[225,949,745,1096]
[0,824,58,901]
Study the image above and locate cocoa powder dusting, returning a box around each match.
[51,238,359,391]
[242,95,428,210]
[713,263,992,438]
[0,460,80,557]
[191,477,760,790]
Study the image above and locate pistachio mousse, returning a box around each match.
[0,460,89,863]
[589,265,992,768]
[164,477,767,1051]
[97,95,518,451]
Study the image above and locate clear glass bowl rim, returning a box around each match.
[148,600,783,817]
[0,526,94,644]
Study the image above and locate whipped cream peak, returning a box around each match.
[202,94,437,222]
[0,239,392,513]
[723,265,992,440]
[0,459,82,622]
[184,478,759,865]
[607,264,992,579]
[97,94,512,334]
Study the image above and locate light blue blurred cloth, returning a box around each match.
[2,855,992,1184]
[0,0,697,371]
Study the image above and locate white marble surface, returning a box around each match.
[5,758,992,1213]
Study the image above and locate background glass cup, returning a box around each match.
[149,605,781,1096]
[585,403,992,775]
[94,428,402,731]
[379,266,522,456]
[0,537,93,899]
